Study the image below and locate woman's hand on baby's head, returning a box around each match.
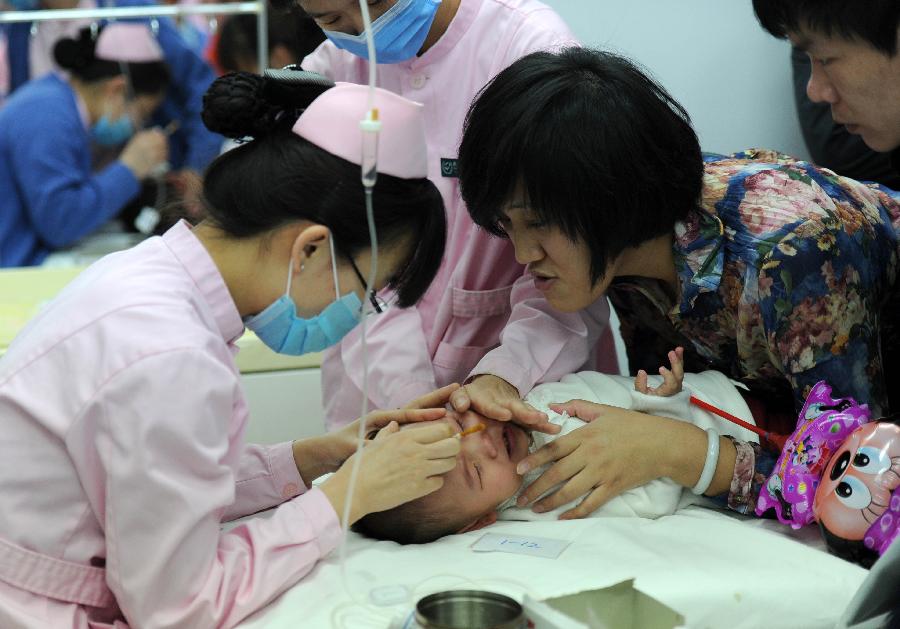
[450,375,559,435]
[515,402,677,520]
[634,347,685,397]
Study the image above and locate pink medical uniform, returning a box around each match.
[304,0,614,428]
[0,221,341,628]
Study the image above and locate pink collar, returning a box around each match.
[162,221,245,344]
[407,0,483,69]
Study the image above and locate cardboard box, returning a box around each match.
[523,580,684,629]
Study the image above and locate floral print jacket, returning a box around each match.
[608,149,900,513]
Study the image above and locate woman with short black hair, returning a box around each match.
[458,47,900,520]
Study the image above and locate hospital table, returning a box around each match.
[0,266,328,442]
[236,505,867,628]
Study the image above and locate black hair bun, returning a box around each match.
[202,70,335,139]
[53,27,96,72]
[202,72,287,139]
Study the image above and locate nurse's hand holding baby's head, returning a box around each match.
[319,419,462,526]
[353,412,532,543]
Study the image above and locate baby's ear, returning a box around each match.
[457,511,498,534]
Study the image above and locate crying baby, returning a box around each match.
[352,368,757,544]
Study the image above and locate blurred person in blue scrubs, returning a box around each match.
[0,22,170,267]
[0,0,221,192]
[214,11,324,74]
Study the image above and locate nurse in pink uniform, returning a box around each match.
[298,0,616,430]
[0,71,458,628]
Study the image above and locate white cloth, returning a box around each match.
[498,371,759,521]
[237,506,867,629]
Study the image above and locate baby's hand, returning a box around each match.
[634,347,684,397]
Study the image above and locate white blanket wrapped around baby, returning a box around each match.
[498,370,759,521]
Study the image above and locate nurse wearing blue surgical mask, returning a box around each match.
[0,23,169,267]
[320,0,442,62]
[0,71,454,627]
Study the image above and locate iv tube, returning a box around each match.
[336,0,382,610]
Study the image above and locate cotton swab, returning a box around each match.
[456,424,486,439]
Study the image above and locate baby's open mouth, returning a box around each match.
[502,425,513,457]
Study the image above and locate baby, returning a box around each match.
[353,355,759,544]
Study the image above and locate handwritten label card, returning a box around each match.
[471,533,570,559]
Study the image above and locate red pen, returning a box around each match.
[690,396,787,451]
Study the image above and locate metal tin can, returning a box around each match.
[414,590,525,629]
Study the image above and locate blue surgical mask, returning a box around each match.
[244,246,363,356]
[92,112,134,146]
[323,0,441,64]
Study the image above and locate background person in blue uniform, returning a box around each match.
[2,0,221,179]
[0,23,169,267]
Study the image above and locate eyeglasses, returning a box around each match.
[345,255,384,314]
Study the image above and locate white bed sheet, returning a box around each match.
[236,505,867,629]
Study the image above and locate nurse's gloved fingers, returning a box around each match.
[408,422,456,444]
[372,421,399,440]
[423,435,461,459]
[416,475,445,498]
[425,455,459,477]
[547,400,606,423]
[365,407,446,431]
[405,383,462,410]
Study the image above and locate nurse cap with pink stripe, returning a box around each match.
[292,82,428,180]
[95,23,164,63]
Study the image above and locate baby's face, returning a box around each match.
[401,411,530,526]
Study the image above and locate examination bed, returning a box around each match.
[237,504,867,628]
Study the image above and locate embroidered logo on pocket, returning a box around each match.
[440,158,459,178]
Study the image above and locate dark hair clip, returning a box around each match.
[263,67,335,88]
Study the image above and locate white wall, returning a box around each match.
[543,0,809,159]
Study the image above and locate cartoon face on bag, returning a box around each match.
[754,381,871,528]
[813,422,900,540]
